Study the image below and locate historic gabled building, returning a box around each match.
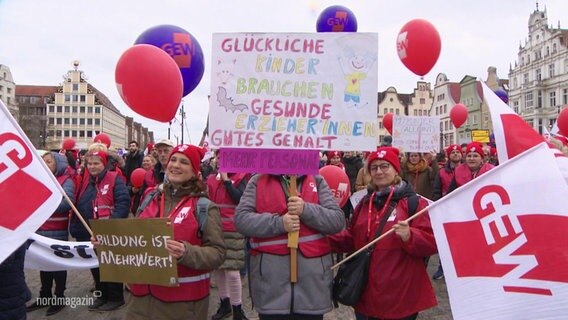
[508,4,568,133]
[0,64,19,119]
[431,73,461,149]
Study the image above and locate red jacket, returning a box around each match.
[129,193,210,302]
[249,175,331,258]
[330,195,438,318]
[207,173,247,232]
[454,162,494,187]
[438,164,456,197]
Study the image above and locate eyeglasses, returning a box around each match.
[370,163,392,173]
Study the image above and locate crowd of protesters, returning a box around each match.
[6,132,567,320]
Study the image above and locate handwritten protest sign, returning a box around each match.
[209,33,378,152]
[392,115,440,152]
[219,148,320,175]
[90,218,177,286]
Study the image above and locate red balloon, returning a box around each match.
[319,165,350,207]
[93,133,111,148]
[383,113,394,134]
[557,107,568,136]
[115,44,183,122]
[397,19,441,76]
[450,104,468,128]
[130,168,146,188]
[61,138,76,150]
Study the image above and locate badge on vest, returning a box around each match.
[388,208,397,222]
[174,206,192,224]
[100,184,110,195]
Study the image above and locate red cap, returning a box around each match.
[445,144,460,157]
[168,144,205,173]
[466,142,485,158]
[328,151,343,158]
[90,151,108,166]
[367,147,401,173]
[93,133,111,148]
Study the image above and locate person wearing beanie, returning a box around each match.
[400,150,439,200]
[326,150,345,169]
[126,144,226,320]
[329,146,438,319]
[430,144,463,281]
[72,150,130,312]
[447,141,495,194]
[235,167,344,319]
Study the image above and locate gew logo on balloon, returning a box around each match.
[161,33,195,68]
[327,11,348,32]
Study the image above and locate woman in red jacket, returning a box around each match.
[330,147,438,320]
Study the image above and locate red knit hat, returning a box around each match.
[168,144,205,172]
[93,133,111,148]
[466,142,485,157]
[367,147,401,173]
[90,151,108,166]
[446,144,460,157]
[328,151,343,158]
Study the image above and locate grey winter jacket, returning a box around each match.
[235,174,345,315]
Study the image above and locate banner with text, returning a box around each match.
[91,218,177,287]
[220,148,319,175]
[24,233,97,271]
[209,33,378,151]
[392,115,440,152]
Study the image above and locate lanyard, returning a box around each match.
[366,187,395,238]
[158,193,192,218]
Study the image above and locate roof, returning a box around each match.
[88,84,122,115]
[15,85,58,96]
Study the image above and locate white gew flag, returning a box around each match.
[0,100,61,263]
[481,82,568,184]
[428,143,568,320]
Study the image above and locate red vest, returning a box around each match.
[39,173,72,231]
[129,192,210,302]
[454,162,494,187]
[249,175,331,258]
[207,173,247,232]
[78,171,118,219]
[438,164,456,197]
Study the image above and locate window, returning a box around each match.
[80,95,86,102]
[57,106,62,113]
[49,106,55,113]
[79,131,85,137]
[550,91,556,108]
[7,87,11,94]
[29,96,36,103]
[389,108,394,113]
[79,118,85,125]
[56,118,62,125]
[72,84,78,91]
[64,130,70,137]
[435,106,439,115]
[64,106,70,113]
[95,107,101,114]
[525,92,534,108]
[56,130,62,137]
[65,95,70,102]
[549,64,555,77]
[87,107,93,113]
[395,109,400,115]
[553,43,557,53]
[72,130,77,137]
[414,110,417,116]
[94,119,101,125]
[71,118,77,125]
[563,89,568,105]
[445,120,449,130]
[72,106,78,113]
[73,95,78,102]
[546,47,550,56]
[379,122,383,129]
[537,90,542,108]
[49,118,54,125]
[64,118,70,125]
[523,73,529,84]
[383,108,387,115]
[80,106,85,113]
[536,68,541,81]
[514,101,519,114]
[87,119,93,125]
[420,98,425,104]
[444,104,447,113]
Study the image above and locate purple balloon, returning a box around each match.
[316,5,358,32]
[494,89,508,104]
[135,25,204,97]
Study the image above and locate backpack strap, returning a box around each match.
[135,189,161,216]
[195,197,211,238]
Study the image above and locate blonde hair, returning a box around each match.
[88,142,108,153]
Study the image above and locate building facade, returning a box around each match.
[508,5,568,133]
[0,64,19,119]
[15,86,57,149]
[431,73,461,149]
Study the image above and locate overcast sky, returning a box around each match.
[1,0,566,146]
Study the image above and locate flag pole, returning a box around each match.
[331,204,427,270]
